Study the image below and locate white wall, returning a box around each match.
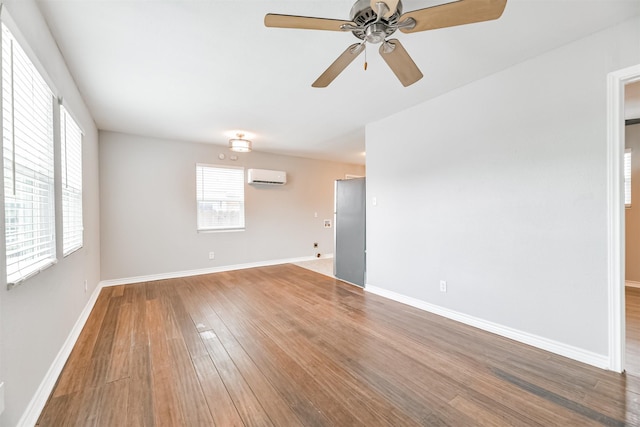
[0,1,101,426]
[626,123,640,282]
[99,131,364,281]
[366,16,640,360]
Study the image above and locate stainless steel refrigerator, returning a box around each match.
[334,177,366,287]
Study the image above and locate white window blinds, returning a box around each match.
[60,105,83,255]
[625,148,631,208]
[2,23,56,285]
[196,164,245,231]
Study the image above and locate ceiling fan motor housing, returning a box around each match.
[349,0,403,42]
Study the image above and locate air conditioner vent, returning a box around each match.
[247,169,287,185]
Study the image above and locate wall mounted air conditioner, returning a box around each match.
[247,169,287,185]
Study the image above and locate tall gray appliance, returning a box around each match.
[334,177,366,287]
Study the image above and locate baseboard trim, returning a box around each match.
[365,285,609,370]
[17,282,105,427]
[99,255,331,288]
[626,280,640,289]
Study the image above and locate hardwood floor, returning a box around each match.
[38,265,640,426]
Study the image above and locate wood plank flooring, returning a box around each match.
[37,265,640,426]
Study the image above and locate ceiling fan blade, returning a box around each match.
[399,0,507,33]
[379,39,423,87]
[265,14,355,31]
[312,43,365,88]
[370,0,400,19]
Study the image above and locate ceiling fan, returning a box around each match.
[265,0,507,87]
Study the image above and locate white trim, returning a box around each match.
[607,63,640,373]
[365,285,609,369]
[17,282,104,427]
[99,255,327,287]
[626,280,640,289]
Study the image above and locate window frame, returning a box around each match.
[60,104,83,256]
[625,148,631,208]
[196,163,246,232]
[1,22,57,287]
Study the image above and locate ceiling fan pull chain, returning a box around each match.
[364,45,368,71]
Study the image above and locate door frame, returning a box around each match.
[607,63,640,372]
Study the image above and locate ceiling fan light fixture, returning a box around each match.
[365,23,387,44]
[229,133,252,152]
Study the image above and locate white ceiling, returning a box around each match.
[35,0,640,164]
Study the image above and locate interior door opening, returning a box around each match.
[607,63,640,373]
[624,80,640,375]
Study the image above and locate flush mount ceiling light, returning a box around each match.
[229,133,252,153]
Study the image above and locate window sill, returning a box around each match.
[63,245,83,258]
[197,228,245,234]
[7,257,58,290]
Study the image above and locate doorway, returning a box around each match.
[607,64,640,373]
[624,81,640,375]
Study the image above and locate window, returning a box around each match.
[196,164,245,231]
[625,148,632,208]
[60,105,83,255]
[2,23,56,285]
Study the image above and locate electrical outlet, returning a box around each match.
[313,242,318,248]
[440,280,447,292]
[209,252,215,260]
